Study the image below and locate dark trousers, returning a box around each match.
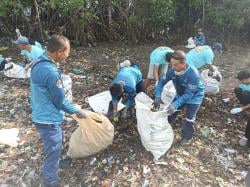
[168,103,201,139]
[234,87,250,140]
[35,123,62,185]
[234,87,250,105]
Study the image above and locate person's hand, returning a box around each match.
[152,97,161,111]
[113,111,120,122]
[167,105,176,115]
[76,110,87,119]
[230,107,243,114]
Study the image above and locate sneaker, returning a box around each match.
[180,138,193,146]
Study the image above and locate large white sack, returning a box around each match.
[61,74,73,102]
[161,80,176,107]
[0,128,19,147]
[88,91,125,115]
[4,62,30,79]
[200,69,220,95]
[135,92,174,160]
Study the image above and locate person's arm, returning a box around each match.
[111,96,119,112]
[125,86,136,108]
[242,104,250,111]
[153,65,160,81]
[47,71,78,114]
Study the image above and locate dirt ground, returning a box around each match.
[0,42,250,187]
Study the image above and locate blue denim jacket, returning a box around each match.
[111,65,142,108]
[194,33,206,46]
[30,54,77,124]
[156,65,205,109]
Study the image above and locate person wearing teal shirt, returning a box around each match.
[144,46,174,90]
[14,36,45,63]
[186,45,215,73]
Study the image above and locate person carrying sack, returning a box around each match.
[30,34,86,187]
[153,50,205,145]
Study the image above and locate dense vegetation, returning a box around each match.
[0,0,250,45]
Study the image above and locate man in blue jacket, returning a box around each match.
[110,64,143,118]
[154,50,205,145]
[194,28,206,46]
[30,34,86,187]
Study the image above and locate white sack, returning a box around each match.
[135,92,174,160]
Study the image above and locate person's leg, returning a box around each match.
[35,123,63,186]
[159,64,168,80]
[241,91,250,105]
[181,104,200,141]
[136,80,144,93]
[234,87,245,104]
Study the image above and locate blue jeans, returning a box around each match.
[35,123,62,185]
[168,103,200,139]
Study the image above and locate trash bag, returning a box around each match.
[200,69,220,95]
[3,62,30,79]
[135,92,174,160]
[88,91,125,115]
[161,80,176,107]
[0,128,19,147]
[185,37,196,49]
[67,110,114,158]
[61,74,73,102]
[211,65,222,82]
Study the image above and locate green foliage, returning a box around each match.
[0,0,249,43]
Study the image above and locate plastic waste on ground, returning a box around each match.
[185,37,196,49]
[61,74,73,102]
[0,128,19,147]
[200,69,220,95]
[88,91,125,115]
[67,110,114,158]
[135,92,174,160]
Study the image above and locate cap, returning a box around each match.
[14,36,29,45]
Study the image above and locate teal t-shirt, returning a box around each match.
[240,83,250,92]
[150,47,174,66]
[186,45,214,69]
[21,45,45,62]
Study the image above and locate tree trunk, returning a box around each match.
[34,0,44,41]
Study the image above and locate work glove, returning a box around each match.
[230,107,243,114]
[152,97,161,111]
[113,111,120,122]
[76,110,87,119]
[167,105,176,115]
[121,108,128,118]
[155,80,159,88]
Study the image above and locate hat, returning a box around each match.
[185,37,196,49]
[14,36,29,45]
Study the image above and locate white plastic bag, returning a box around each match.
[161,80,176,107]
[0,128,19,147]
[4,62,30,79]
[88,91,125,115]
[200,69,220,95]
[61,74,73,102]
[135,92,174,160]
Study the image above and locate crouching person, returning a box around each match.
[153,50,205,145]
[109,64,144,119]
[30,34,86,187]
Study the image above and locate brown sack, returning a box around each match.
[67,111,114,158]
